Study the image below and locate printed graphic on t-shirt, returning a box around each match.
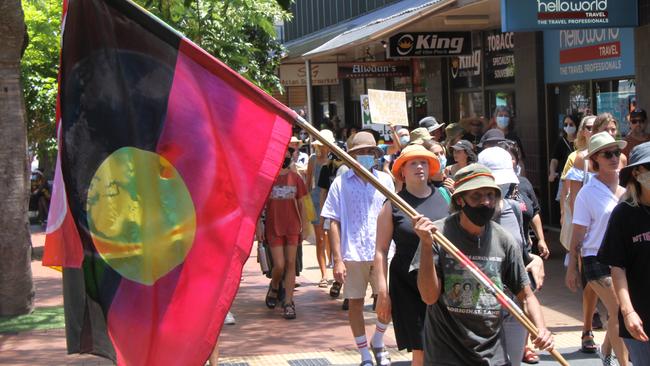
[632,231,650,244]
[270,185,297,200]
[442,253,503,315]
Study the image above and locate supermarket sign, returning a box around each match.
[544,28,635,83]
[501,0,637,31]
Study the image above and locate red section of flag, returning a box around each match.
[105,38,293,365]
[42,126,84,268]
[559,41,620,64]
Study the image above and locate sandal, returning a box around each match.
[282,302,296,320]
[318,278,329,288]
[330,281,342,298]
[522,346,539,364]
[265,284,279,309]
[580,330,598,353]
[370,342,391,366]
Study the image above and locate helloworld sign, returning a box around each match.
[501,0,638,32]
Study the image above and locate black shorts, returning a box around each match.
[581,256,611,282]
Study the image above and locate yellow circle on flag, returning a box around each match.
[86,147,196,285]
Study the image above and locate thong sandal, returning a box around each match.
[265,284,279,309]
[330,281,342,298]
[580,330,598,353]
[522,346,539,364]
[318,278,329,288]
[282,302,296,320]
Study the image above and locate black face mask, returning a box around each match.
[282,157,292,169]
[461,202,495,227]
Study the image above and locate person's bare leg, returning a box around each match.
[590,279,629,366]
[323,230,332,266]
[208,344,219,365]
[283,244,298,304]
[583,285,597,332]
[412,350,424,366]
[314,224,327,281]
[270,246,286,290]
[348,298,366,337]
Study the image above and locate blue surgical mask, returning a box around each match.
[514,164,522,176]
[356,155,376,170]
[399,136,410,146]
[496,116,510,129]
[438,155,447,172]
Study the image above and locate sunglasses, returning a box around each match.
[584,125,593,132]
[630,118,645,124]
[598,149,621,159]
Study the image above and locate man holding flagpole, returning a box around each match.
[410,164,554,365]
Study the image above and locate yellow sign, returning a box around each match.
[368,89,409,126]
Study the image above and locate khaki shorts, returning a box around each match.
[343,261,378,299]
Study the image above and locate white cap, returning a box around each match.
[478,147,519,185]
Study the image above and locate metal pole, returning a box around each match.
[293,114,569,366]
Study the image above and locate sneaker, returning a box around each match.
[370,342,391,366]
[224,311,236,325]
[601,354,617,366]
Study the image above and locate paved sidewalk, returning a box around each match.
[0,227,611,365]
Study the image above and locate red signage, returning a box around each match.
[559,41,620,64]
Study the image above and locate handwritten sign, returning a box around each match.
[367,89,409,126]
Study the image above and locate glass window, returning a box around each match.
[595,79,635,136]
[455,92,484,120]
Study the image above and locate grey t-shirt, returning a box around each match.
[410,213,529,366]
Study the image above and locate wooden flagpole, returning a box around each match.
[293,115,569,366]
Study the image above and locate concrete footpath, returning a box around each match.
[0,227,609,365]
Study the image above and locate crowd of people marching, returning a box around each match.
[253,107,650,366]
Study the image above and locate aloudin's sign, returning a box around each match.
[388,32,472,58]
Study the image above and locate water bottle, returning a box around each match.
[258,243,270,273]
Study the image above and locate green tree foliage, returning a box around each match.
[22,0,61,169]
[21,0,290,168]
[137,0,290,93]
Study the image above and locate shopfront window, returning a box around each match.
[455,92,484,119]
[595,79,636,136]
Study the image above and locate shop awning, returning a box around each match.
[300,0,453,59]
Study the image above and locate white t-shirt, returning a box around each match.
[572,177,624,257]
[320,169,394,262]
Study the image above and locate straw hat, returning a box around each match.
[451,163,501,201]
[347,131,382,156]
[585,132,627,159]
[391,144,440,181]
[478,147,519,185]
[289,136,302,145]
[620,141,650,185]
[409,127,432,145]
[311,129,336,146]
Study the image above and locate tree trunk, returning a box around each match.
[0,0,35,316]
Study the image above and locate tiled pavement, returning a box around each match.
[0,227,612,365]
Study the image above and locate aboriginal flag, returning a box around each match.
[42,0,295,364]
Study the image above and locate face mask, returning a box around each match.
[496,116,509,129]
[462,201,496,227]
[356,155,376,170]
[514,164,521,176]
[282,157,291,169]
[564,125,576,135]
[399,136,410,146]
[637,171,650,190]
[438,155,447,172]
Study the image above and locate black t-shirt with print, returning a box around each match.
[598,202,650,339]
